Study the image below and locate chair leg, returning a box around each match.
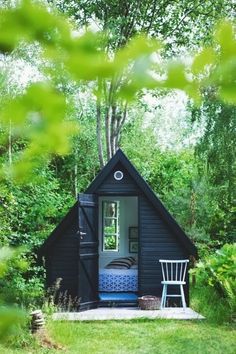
[161,285,165,309]
[165,284,168,308]
[180,284,186,310]
[163,284,167,309]
[161,284,167,309]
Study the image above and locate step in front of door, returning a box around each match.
[99,292,138,307]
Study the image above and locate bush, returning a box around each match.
[0,251,45,308]
[192,243,236,318]
[191,283,233,324]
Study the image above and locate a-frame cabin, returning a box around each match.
[39,149,197,310]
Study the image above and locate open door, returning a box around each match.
[78,193,98,310]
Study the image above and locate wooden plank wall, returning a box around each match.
[139,194,189,304]
[96,163,140,195]
[46,221,78,301]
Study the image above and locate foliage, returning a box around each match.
[0,179,72,245]
[0,307,26,343]
[48,111,100,196]
[122,116,199,232]
[0,0,235,338]
[54,0,234,51]
[192,244,236,315]
[191,282,234,324]
[0,260,45,308]
[0,165,74,309]
[0,0,160,178]
[190,96,236,245]
[0,248,26,342]
[52,0,235,165]
[104,235,116,250]
[0,83,77,182]
[121,114,235,251]
[0,0,235,176]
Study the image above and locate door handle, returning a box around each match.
[80,231,86,240]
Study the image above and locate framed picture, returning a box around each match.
[129,241,138,253]
[129,226,138,239]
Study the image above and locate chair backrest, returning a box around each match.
[159,259,189,282]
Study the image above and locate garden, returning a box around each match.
[0,0,235,353]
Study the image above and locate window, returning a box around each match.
[102,201,120,251]
[114,170,123,180]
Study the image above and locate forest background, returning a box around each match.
[0,0,235,332]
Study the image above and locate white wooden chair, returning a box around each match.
[159,259,189,309]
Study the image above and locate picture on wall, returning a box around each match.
[129,226,138,239]
[129,241,138,253]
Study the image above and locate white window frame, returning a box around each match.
[102,200,120,252]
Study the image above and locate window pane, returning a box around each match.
[102,200,120,251]
[104,220,117,234]
[103,202,117,218]
[104,235,117,250]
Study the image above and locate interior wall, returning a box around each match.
[98,196,138,268]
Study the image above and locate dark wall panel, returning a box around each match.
[47,229,78,300]
[139,195,189,303]
[96,162,140,194]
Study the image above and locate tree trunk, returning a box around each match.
[95,78,128,165]
[105,106,112,161]
[74,147,78,197]
[8,119,12,166]
[96,93,105,168]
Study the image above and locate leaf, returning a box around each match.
[192,48,216,75]
[215,21,236,60]
[165,62,189,89]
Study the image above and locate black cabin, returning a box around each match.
[39,149,197,310]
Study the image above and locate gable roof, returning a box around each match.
[86,149,197,256]
[39,149,197,257]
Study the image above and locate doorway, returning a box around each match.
[98,196,139,304]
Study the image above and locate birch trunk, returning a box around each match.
[8,119,12,166]
[96,97,105,168]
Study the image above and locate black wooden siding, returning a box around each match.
[95,163,140,194]
[139,194,189,303]
[46,221,78,300]
[42,151,195,308]
[95,161,190,302]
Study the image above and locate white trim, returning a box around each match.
[114,170,124,181]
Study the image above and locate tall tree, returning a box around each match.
[191,92,236,243]
[50,0,235,167]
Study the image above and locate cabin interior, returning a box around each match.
[98,196,139,304]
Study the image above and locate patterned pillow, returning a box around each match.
[105,257,136,269]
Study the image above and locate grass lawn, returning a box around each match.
[1,287,235,354]
[1,318,235,354]
[49,319,236,354]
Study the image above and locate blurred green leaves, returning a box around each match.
[0,0,162,181]
[0,247,26,341]
[0,0,235,181]
[192,21,236,105]
[0,247,14,277]
[1,83,77,181]
[0,306,26,342]
[0,247,28,277]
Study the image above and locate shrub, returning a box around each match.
[192,243,236,317]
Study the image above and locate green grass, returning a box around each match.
[1,319,235,354]
[1,287,235,354]
[49,319,236,354]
